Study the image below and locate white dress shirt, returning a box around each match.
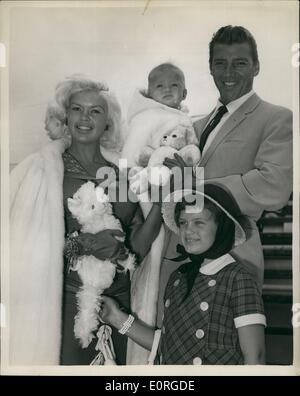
[202,90,255,155]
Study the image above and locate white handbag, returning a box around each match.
[90,324,117,365]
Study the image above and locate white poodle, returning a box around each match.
[68,181,136,348]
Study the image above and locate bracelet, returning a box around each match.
[118,314,135,335]
[64,231,81,271]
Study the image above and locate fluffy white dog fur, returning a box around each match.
[68,181,136,348]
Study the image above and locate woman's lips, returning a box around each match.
[76,124,93,131]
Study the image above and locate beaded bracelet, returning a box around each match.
[118,314,135,335]
[64,231,81,271]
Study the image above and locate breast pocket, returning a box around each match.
[211,139,257,174]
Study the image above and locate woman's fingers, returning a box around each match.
[79,230,128,261]
[89,229,125,259]
[110,244,128,263]
[78,233,95,248]
[109,229,125,238]
[117,246,129,260]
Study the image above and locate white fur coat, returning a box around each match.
[121,90,194,167]
[9,139,120,365]
[10,139,66,365]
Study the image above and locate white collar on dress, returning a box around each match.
[216,90,255,115]
[200,253,236,275]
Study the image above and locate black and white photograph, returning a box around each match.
[0,0,299,376]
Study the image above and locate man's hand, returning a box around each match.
[77,229,127,261]
[161,153,192,199]
[163,153,188,172]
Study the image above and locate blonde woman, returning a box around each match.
[10,75,162,365]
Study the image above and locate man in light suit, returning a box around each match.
[157,26,292,325]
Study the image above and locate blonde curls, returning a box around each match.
[45,74,123,150]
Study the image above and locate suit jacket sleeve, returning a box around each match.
[203,107,293,218]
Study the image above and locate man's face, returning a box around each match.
[210,42,259,104]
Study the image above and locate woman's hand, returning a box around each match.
[78,229,127,260]
[99,296,125,328]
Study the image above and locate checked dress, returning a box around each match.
[159,254,266,365]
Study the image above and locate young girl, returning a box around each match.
[99,183,266,365]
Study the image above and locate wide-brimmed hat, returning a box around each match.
[161,182,246,248]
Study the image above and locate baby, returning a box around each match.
[121,63,198,168]
[147,62,187,110]
[120,64,199,364]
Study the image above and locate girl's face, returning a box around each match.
[178,208,218,255]
[66,90,108,145]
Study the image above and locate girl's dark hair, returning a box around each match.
[174,197,223,227]
[209,25,259,67]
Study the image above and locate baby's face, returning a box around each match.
[148,69,187,109]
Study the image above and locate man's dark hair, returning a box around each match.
[209,25,259,67]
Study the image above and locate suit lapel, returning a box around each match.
[195,112,213,138]
[199,93,261,167]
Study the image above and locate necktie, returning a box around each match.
[199,105,228,152]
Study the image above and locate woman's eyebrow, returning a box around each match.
[70,102,105,109]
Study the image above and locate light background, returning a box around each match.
[1,0,299,375]
[6,0,298,166]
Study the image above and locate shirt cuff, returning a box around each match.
[234,313,266,328]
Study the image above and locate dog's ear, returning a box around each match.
[67,197,82,217]
[95,186,109,203]
[68,197,81,205]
